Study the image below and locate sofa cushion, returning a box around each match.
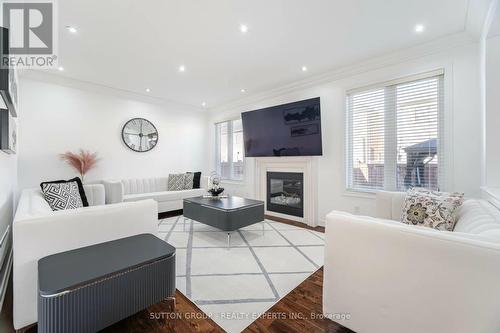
[187,172,202,189]
[123,188,206,203]
[122,178,167,195]
[401,188,464,231]
[453,199,500,239]
[41,180,85,211]
[376,191,406,220]
[183,173,194,190]
[83,184,105,206]
[167,174,186,191]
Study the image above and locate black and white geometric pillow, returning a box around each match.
[167,173,186,191]
[41,181,84,211]
[183,173,194,190]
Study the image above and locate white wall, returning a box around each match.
[485,36,500,186]
[208,42,483,224]
[18,76,209,189]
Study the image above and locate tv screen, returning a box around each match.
[241,97,323,157]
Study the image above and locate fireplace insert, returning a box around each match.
[266,172,304,218]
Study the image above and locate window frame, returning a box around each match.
[345,69,447,194]
[215,118,245,182]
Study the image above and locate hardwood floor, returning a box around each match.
[0,269,352,333]
[244,268,352,333]
[264,214,325,233]
[103,291,225,333]
[0,278,225,333]
[0,215,352,333]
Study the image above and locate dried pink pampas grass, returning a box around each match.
[59,150,99,182]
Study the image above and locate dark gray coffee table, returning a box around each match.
[183,196,265,247]
[37,234,176,333]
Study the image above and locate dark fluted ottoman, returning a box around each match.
[37,234,175,333]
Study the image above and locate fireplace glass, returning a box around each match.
[266,172,304,218]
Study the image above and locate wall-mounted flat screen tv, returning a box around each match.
[241,97,323,157]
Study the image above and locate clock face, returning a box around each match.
[122,118,158,152]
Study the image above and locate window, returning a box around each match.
[346,71,444,192]
[215,119,244,180]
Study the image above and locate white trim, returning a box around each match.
[481,186,500,209]
[441,63,455,191]
[20,70,205,113]
[346,69,444,94]
[345,69,449,193]
[476,0,499,39]
[215,120,245,181]
[214,116,241,125]
[254,156,318,227]
[342,189,377,199]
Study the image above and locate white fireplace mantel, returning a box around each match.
[254,156,319,227]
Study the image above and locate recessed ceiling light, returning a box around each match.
[301,66,308,72]
[145,88,151,93]
[178,65,186,72]
[240,24,248,33]
[202,102,207,107]
[415,24,425,33]
[240,88,246,93]
[66,26,78,34]
[57,66,64,71]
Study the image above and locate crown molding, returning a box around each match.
[483,0,500,38]
[466,0,496,39]
[19,70,206,114]
[209,32,477,114]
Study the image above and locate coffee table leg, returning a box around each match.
[227,233,231,249]
[183,217,187,231]
[262,222,265,235]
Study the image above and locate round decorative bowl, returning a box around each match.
[208,188,224,197]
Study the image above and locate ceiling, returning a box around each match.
[47,0,473,109]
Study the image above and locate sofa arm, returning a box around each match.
[12,199,158,330]
[200,175,210,190]
[102,180,124,204]
[323,211,500,333]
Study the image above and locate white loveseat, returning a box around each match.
[323,191,500,333]
[13,184,158,331]
[103,176,209,213]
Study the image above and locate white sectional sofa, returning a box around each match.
[13,184,158,331]
[323,191,500,333]
[103,176,209,213]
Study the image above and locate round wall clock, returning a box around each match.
[121,118,158,152]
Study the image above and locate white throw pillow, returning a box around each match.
[401,188,464,231]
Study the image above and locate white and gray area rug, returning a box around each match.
[158,216,325,333]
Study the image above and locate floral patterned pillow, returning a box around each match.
[401,188,464,231]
